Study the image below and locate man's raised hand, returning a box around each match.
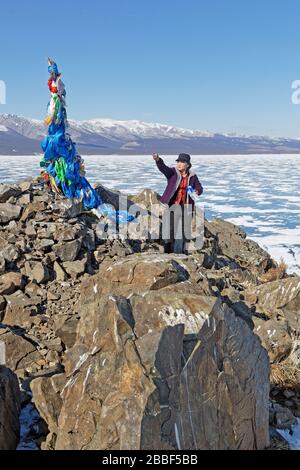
[153,153,160,161]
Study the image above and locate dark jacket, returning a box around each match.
[156,157,203,208]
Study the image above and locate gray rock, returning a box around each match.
[131,188,162,212]
[206,219,274,274]
[53,225,82,242]
[1,243,20,263]
[81,253,191,299]
[245,277,300,313]
[19,179,35,192]
[0,184,21,203]
[51,198,85,219]
[17,193,32,206]
[0,255,5,275]
[1,182,298,450]
[0,366,21,449]
[37,222,57,239]
[62,259,87,278]
[0,330,43,372]
[55,316,79,349]
[30,375,64,432]
[20,201,46,222]
[283,390,295,399]
[25,282,47,300]
[43,338,63,353]
[82,228,96,251]
[38,239,55,251]
[53,239,82,262]
[31,263,51,284]
[0,272,25,296]
[53,261,68,282]
[246,277,300,364]
[94,183,125,210]
[253,317,292,363]
[37,254,270,451]
[0,203,22,223]
[47,291,61,302]
[25,220,37,238]
[0,295,5,314]
[272,402,296,429]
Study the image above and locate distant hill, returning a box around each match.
[1,114,300,155]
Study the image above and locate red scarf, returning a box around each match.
[172,173,189,205]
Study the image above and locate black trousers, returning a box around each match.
[164,203,193,254]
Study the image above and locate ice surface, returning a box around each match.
[16,403,41,450]
[277,418,300,450]
[0,153,299,273]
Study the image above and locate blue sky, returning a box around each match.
[1,0,300,137]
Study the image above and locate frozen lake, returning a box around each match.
[0,154,299,274]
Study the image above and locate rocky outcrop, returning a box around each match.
[0,366,21,449]
[0,179,299,450]
[30,253,270,450]
[205,219,274,275]
[0,328,44,374]
[245,277,300,365]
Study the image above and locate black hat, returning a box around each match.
[176,153,191,164]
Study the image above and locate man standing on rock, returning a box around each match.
[153,153,203,253]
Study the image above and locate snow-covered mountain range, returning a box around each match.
[1,113,300,155]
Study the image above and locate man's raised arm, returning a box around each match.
[153,153,175,179]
